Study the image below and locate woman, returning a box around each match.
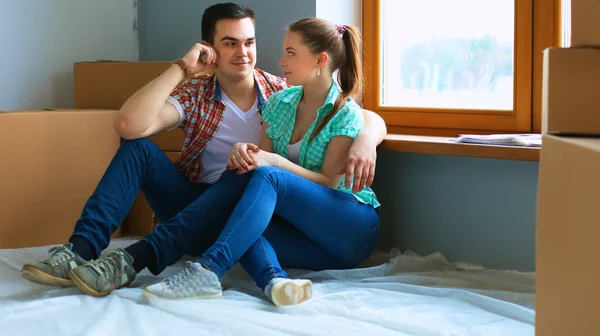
[143,18,381,306]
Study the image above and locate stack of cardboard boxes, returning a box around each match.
[536,1,600,335]
[0,61,201,249]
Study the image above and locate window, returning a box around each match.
[362,0,561,136]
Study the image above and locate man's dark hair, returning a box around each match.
[201,2,255,44]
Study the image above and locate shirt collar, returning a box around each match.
[200,69,270,110]
[323,80,342,109]
[281,81,341,113]
[252,70,271,110]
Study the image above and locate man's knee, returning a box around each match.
[120,137,154,149]
[119,138,161,155]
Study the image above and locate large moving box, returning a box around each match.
[0,109,121,248]
[571,0,600,46]
[536,135,600,335]
[74,61,172,110]
[542,47,600,135]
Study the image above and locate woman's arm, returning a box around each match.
[269,136,352,189]
[247,122,351,188]
[258,122,275,153]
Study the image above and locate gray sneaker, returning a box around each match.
[143,262,222,300]
[68,248,137,297]
[21,243,87,287]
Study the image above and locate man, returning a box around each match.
[21,2,386,296]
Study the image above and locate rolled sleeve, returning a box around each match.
[328,100,364,139]
[166,96,185,130]
[168,79,199,131]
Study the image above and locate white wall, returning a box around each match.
[0,0,139,110]
[315,0,363,90]
[316,0,362,30]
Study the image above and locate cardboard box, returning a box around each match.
[73,61,210,151]
[122,151,181,236]
[0,109,121,248]
[542,47,600,135]
[536,134,600,336]
[571,0,600,46]
[148,129,185,152]
[74,61,173,110]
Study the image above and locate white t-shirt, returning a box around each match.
[288,141,301,164]
[167,90,261,184]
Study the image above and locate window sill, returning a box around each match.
[379,134,540,161]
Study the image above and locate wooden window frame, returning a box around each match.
[362,0,561,136]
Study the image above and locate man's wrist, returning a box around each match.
[169,63,187,81]
[173,58,193,78]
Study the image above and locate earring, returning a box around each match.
[317,68,321,76]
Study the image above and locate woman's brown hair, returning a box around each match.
[288,18,363,141]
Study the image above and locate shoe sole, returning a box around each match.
[271,279,312,307]
[68,270,110,297]
[142,289,222,300]
[21,265,74,287]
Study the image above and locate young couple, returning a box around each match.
[21,2,385,307]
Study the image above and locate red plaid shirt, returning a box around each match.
[151,68,287,228]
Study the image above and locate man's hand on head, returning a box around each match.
[181,43,218,75]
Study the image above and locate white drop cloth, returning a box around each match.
[0,238,535,336]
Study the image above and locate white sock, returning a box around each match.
[264,277,286,300]
[264,277,312,307]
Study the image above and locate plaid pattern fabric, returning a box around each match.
[151,68,288,229]
[262,82,380,208]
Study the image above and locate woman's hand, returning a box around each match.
[227,142,259,171]
[236,150,281,174]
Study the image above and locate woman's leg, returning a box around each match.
[239,216,345,306]
[239,215,342,290]
[143,166,379,302]
[198,166,380,280]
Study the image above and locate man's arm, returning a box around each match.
[340,109,387,193]
[114,43,216,139]
[115,65,186,140]
[360,109,387,145]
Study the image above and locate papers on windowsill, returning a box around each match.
[455,134,542,147]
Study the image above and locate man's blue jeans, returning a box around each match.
[71,138,240,274]
[198,166,381,289]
